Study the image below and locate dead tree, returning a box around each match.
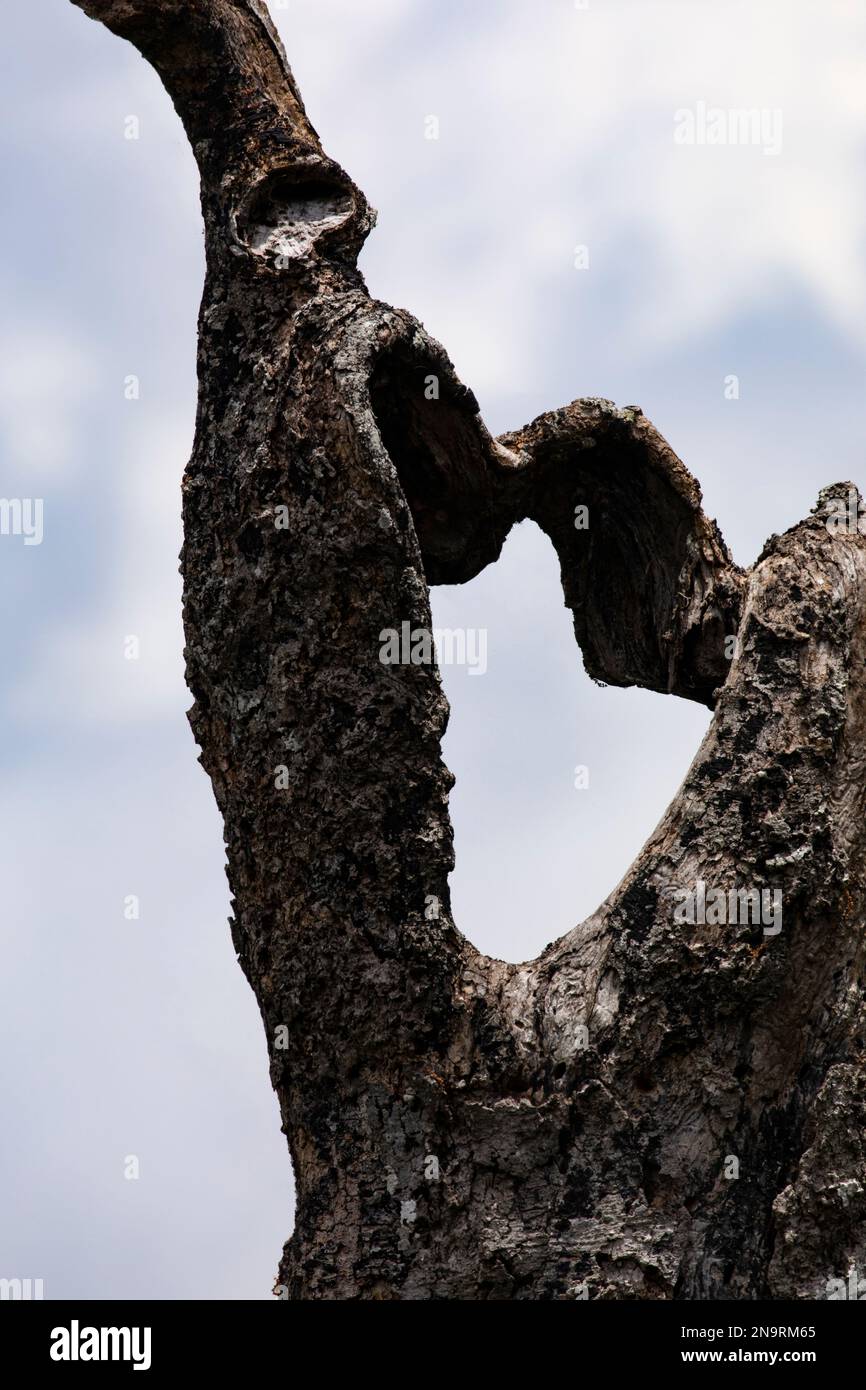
[72,0,866,1300]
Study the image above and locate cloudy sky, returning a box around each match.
[2,0,865,1299]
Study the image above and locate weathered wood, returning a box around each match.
[73,0,866,1300]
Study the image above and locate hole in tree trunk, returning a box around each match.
[237,173,355,263]
[369,346,712,964]
[430,522,712,962]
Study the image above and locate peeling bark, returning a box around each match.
[73,0,866,1300]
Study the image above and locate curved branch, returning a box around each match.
[369,344,743,706]
[72,0,319,157]
[72,0,375,274]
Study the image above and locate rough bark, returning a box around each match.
[73,0,866,1300]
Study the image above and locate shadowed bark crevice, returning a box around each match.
[368,344,508,586]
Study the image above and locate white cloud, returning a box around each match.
[10,414,191,727]
[276,0,866,381]
[0,325,98,478]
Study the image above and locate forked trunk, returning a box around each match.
[73,0,866,1300]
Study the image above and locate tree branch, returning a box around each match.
[72,0,374,274]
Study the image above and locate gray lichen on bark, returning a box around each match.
[73,0,866,1300]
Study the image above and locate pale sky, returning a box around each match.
[2,0,865,1298]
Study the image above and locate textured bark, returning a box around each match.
[74,0,866,1300]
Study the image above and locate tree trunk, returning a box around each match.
[73,0,866,1301]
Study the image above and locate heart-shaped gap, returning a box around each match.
[369,342,730,963]
[430,520,712,962]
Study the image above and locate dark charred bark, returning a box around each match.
[73,0,866,1300]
